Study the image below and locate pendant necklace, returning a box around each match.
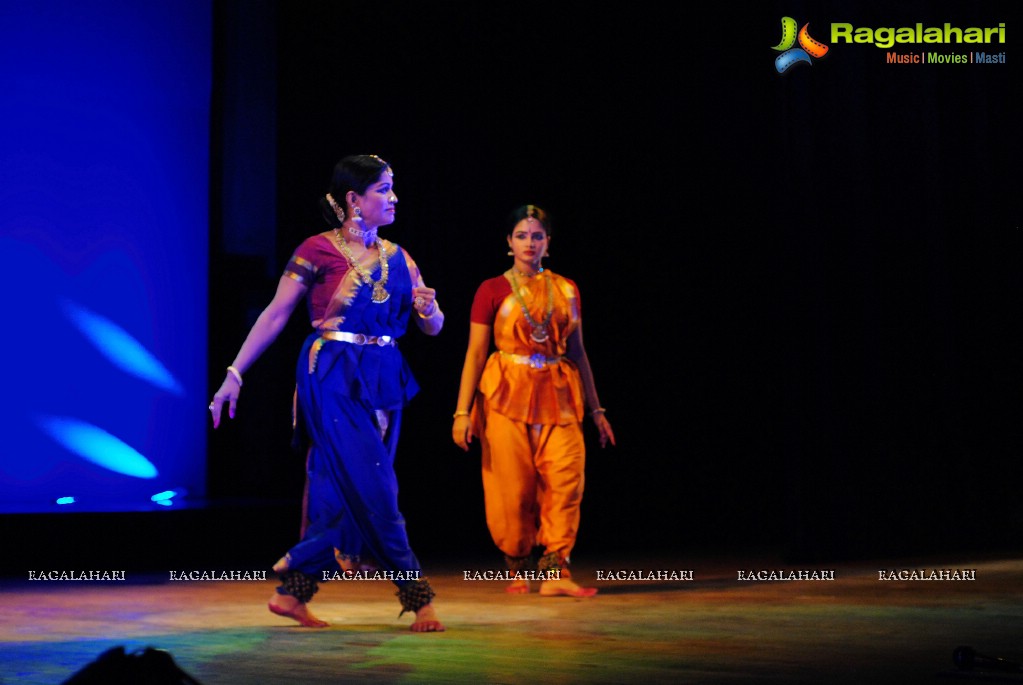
[333,228,390,303]
[509,268,554,343]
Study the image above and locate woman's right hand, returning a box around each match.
[452,415,474,451]
[207,274,306,430]
[209,376,241,429]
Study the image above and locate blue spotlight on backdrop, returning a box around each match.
[0,1,211,512]
[35,416,160,480]
[61,299,185,396]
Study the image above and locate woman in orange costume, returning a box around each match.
[452,204,615,597]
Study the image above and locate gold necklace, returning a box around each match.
[508,268,554,343]
[333,228,390,303]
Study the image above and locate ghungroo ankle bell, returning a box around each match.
[505,553,537,572]
[396,578,436,616]
[276,570,319,604]
[538,551,566,573]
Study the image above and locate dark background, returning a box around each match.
[200,0,1020,571]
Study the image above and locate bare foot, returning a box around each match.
[272,556,289,574]
[409,602,445,632]
[539,578,597,598]
[505,579,530,594]
[268,593,329,628]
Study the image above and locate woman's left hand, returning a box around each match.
[412,286,437,316]
[452,415,475,451]
[593,413,615,448]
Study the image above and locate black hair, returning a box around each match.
[318,155,391,228]
[506,204,551,236]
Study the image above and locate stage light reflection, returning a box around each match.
[61,299,184,395]
[0,2,209,512]
[35,416,159,478]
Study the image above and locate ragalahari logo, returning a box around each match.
[772,17,829,73]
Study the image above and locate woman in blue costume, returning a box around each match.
[210,155,444,632]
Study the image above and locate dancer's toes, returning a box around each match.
[539,578,598,598]
[268,594,329,628]
[410,603,445,632]
[505,579,530,594]
[410,619,444,632]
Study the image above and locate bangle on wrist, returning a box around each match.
[453,410,470,418]
[418,304,439,320]
[226,365,243,386]
[590,407,606,418]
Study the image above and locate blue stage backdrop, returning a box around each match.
[0,2,210,512]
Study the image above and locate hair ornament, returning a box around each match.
[367,154,394,177]
[325,193,345,223]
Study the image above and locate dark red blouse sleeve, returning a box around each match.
[470,276,511,325]
[283,237,320,286]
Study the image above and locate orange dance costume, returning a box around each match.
[470,270,588,574]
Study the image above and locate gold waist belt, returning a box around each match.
[321,331,397,347]
[499,351,561,369]
[309,331,397,373]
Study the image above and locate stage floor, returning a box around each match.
[2,554,1022,684]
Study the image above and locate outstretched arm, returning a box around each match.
[565,323,616,448]
[452,322,491,451]
[210,276,307,428]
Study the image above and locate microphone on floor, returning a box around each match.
[953,646,1023,673]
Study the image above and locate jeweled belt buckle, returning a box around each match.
[353,333,368,345]
[528,353,547,369]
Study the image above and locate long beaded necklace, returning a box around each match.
[508,268,555,343]
[332,228,390,303]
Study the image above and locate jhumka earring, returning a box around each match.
[352,205,368,229]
